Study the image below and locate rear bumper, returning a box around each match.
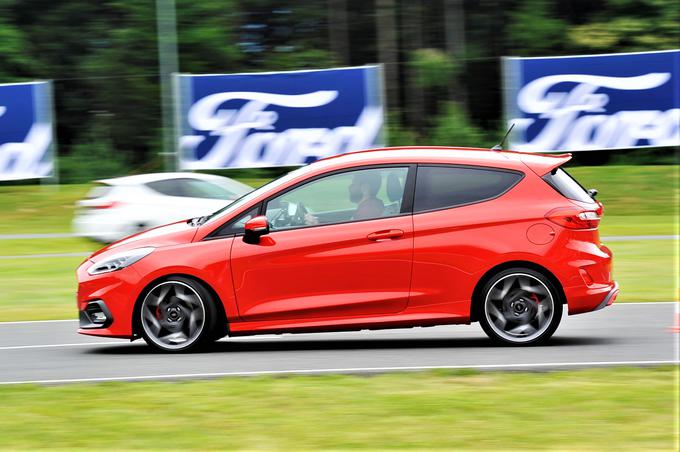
[562,239,618,315]
[73,214,128,243]
[592,281,619,312]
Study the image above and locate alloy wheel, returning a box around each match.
[141,281,206,350]
[484,273,555,343]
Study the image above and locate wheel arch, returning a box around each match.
[131,273,228,338]
[469,260,566,322]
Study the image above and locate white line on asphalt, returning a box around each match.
[0,338,287,350]
[0,252,91,260]
[0,360,676,385]
[0,233,77,240]
[0,319,77,325]
[611,301,680,305]
[601,235,679,242]
[0,301,676,326]
[0,341,122,351]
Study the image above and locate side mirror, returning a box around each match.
[588,188,598,199]
[243,215,269,244]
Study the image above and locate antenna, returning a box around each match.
[491,123,515,151]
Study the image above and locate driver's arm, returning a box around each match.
[304,213,319,225]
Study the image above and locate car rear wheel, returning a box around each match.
[139,277,217,352]
[478,268,562,345]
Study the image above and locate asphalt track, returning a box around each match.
[0,302,677,385]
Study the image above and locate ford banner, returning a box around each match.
[175,65,385,169]
[0,81,55,180]
[502,49,679,152]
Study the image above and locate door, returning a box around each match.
[230,166,414,322]
[409,165,525,315]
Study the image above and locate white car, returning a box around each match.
[73,172,253,243]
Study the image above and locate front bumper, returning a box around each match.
[76,260,141,339]
[79,299,114,329]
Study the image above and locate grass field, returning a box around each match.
[568,165,679,217]
[0,366,676,450]
[0,166,677,321]
[0,165,677,234]
[0,239,675,322]
[0,178,271,235]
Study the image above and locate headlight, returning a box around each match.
[87,247,154,275]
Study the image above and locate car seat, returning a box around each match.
[383,172,403,216]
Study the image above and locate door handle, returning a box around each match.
[367,229,404,241]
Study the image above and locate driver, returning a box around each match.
[303,171,385,225]
[349,171,384,220]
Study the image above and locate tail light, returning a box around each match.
[545,207,601,229]
[91,201,120,210]
[594,201,604,216]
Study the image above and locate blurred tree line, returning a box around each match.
[0,0,677,182]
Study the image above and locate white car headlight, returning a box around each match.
[87,247,154,275]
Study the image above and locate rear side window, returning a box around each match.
[146,179,184,197]
[414,166,523,212]
[146,178,236,199]
[542,168,592,203]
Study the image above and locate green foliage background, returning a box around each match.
[0,0,677,182]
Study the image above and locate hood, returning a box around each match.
[89,220,198,260]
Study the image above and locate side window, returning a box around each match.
[147,178,234,199]
[212,206,259,237]
[181,179,241,200]
[265,167,409,231]
[542,168,593,203]
[146,179,185,197]
[414,166,522,212]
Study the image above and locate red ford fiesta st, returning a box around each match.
[77,147,618,351]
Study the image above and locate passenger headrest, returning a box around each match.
[386,172,403,202]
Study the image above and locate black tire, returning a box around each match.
[477,268,562,345]
[139,276,219,352]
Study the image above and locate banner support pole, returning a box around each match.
[156,0,179,172]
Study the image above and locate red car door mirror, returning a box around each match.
[243,215,270,244]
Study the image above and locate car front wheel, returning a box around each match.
[478,268,562,345]
[139,277,218,352]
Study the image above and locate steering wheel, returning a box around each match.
[269,201,309,228]
[292,202,308,226]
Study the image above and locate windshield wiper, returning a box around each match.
[187,215,209,227]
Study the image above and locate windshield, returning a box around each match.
[205,166,309,222]
[211,177,254,198]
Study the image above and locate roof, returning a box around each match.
[313,146,571,174]
[98,148,572,186]
[96,172,225,186]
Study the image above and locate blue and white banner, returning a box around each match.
[0,81,55,180]
[502,49,680,152]
[175,65,385,169]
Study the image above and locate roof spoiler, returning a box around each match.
[520,153,572,176]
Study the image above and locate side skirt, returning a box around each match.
[227,313,470,337]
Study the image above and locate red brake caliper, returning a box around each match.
[530,293,541,305]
